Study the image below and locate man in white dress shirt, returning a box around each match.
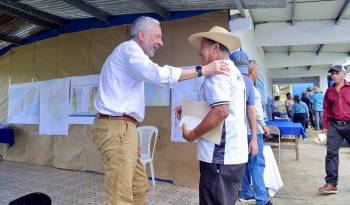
[181,26,247,205]
[92,16,231,205]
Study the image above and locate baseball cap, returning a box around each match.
[328,65,347,73]
[230,48,249,74]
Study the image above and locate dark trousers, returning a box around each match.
[199,161,246,205]
[325,121,350,185]
[293,113,307,129]
[309,110,316,128]
[272,112,281,120]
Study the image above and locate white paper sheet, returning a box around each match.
[69,75,99,124]
[170,70,204,142]
[39,78,70,135]
[8,82,40,124]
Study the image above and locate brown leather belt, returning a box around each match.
[96,113,138,126]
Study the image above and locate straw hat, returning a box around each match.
[188,26,241,52]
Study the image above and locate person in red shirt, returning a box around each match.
[319,64,350,194]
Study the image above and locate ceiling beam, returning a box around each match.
[265,52,348,69]
[316,44,324,55]
[139,0,169,20]
[290,0,296,26]
[255,20,350,46]
[0,0,64,26]
[0,4,57,28]
[0,33,22,45]
[233,0,246,18]
[240,0,287,9]
[335,0,350,25]
[62,0,110,23]
[287,46,291,56]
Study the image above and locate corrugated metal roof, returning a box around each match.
[19,0,92,19]
[0,0,243,50]
[0,0,348,60]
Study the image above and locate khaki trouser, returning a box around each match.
[92,119,148,205]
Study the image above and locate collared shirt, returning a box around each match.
[291,102,309,118]
[310,92,324,111]
[94,40,182,122]
[323,80,350,129]
[243,75,255,106]
[237,65,255,106]
[248,87,266,135]
[196,60,248,165]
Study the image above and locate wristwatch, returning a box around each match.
[195,65,203,77]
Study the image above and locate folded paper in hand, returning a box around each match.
[179,99,223,145]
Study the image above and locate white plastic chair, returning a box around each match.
[265,125,281,164]
[137,125,158,186]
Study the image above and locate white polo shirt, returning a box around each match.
[95,40,182,122]
[196,60,248,165]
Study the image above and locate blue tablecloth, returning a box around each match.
[266,120,307,139]
[0,128,15,147]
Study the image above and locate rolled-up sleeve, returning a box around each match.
[125,42,182,85]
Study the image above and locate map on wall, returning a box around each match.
[8,82,40,124]
[145,83,170,106]
[69,75,99,124]
[40,78,70,135]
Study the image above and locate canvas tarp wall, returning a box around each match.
[0,11,229,188]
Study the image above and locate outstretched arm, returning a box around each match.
[179,60,230,81]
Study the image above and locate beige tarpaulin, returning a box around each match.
[57,31,90,77]
[34,37,59,81]
[0,11,229,188]
[10,44,35,83]
[89,25,128,74]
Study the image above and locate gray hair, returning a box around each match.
[248,59,258,73]
[130,16,160,39]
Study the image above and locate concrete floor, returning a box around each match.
[238,130,350,205]
[1,129,349,205]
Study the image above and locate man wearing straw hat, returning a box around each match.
[92,16,231,205]
[180,26,248,205]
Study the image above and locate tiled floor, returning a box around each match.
[0,160,198,205]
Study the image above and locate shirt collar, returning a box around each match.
[330,80,350,91]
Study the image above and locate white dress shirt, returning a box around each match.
[95,39,182,122]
